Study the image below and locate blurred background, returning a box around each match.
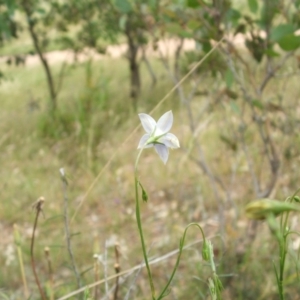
[1,0,300,299]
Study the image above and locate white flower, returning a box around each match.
[137,110,180,164]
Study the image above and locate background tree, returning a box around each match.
[17,0,60,111]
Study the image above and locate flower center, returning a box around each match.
[145,126,166,146]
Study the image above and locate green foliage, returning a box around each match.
[0,0,18,43]
[113,0,132,14]
[186,0,198,8]
[225,69,234,89]
[38,61,108,144]
[0,291,10,300]
[52,0,119,51]
[270,24,296,42]
[277,34,300,51]
[270,24,300,51]
[247,0,258,13]
[37,108,76,140]
[180,50,227,77]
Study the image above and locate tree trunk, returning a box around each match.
[125,24,141,110]
[22,0,57,112]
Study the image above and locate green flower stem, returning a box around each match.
[157,223,206,300]
[281,188,300,230]
[134,147,156,299]
[134,147,206,299]
[273,223,286,300]
[278,189,300,300]
[269,212,287,300]
[279,241,286,300]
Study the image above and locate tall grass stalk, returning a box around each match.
[13,224,29,299]
[93,254,100,300]
[60,168,82,290]
[134,147,156,299]
[156,223,208,300]
[113,243,121,300]
[274,189,300,300]
[44,246,54,300]
[30,197,47,300]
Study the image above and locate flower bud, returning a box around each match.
[138,181,148,202]
[142,189,148,202]
[293,196,300,203]
[245,199,300,220]
[202,240,210,261]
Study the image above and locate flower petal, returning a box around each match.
[156,111,173,134]
[137,134,153,149]
[139,113,156,133]
[159,133,180,148]
[154,144,169,164]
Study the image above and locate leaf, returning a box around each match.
[165,22,183,35]
[294,196,300,202]
[225,8,241,26]
[161,8,177,19]
[278,34,300,51]
[202,41,212,53]
[113,0,132,14]
[142,189,148,202]
[247,0,258,13]
[119,14,127,30]
[234,23,246,36]
[178,30,193,38]
[264,48,280,57]
[266,102,284,112]
[260,0,280,27]
[225,89,238,99]
[271,24,295,42]
[148,0,157,9]
[187,19,201,30]
[225,69,234,88]
[138,182,148,202]
[186,0,200,8]
[245,37,265,62]
[252,99,264,110]
[270,24,295,42]
[36,8,46,15]
[230,101,240,114]
[219,134,237,151]
[5,0,16,16]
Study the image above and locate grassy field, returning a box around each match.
[1,40,300,300]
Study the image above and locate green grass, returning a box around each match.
[1,41,300,300]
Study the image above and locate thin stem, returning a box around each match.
[104,240,109,297]
[157,223,206,300]
[113,243,121,300]
[93,255,99,300]
[281,188,300,230]
[134,147,156,299]
[278,239,286,300]
[30,197,47,300]
[44,247,54,300]
[60,169,82,290]
[277,188,300,299]
[14,224,29,299]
